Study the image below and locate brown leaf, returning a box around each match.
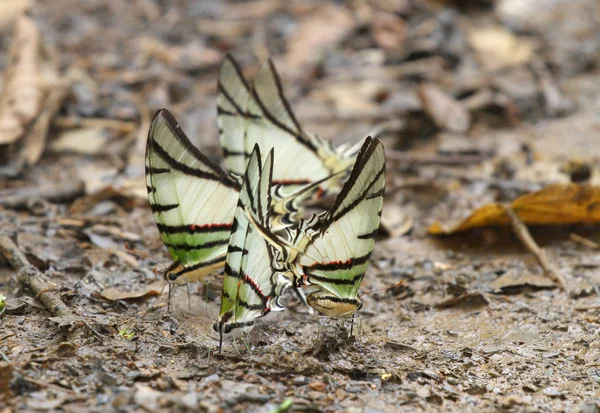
[100,281,164,301]
[286,4,354,71]
[371,12,406,50]
[469,26,536,72]
[429,183,600,234]
[0,16,43,145]
[0,1,31,31]
[418,84,471,133]
[490,271,556,293]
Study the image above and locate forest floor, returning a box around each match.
[1,0,600,412]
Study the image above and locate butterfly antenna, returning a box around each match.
[359,280,404,298]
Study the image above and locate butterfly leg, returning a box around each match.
[241,335,252,355]
[167,283,173,312]
[186,283,192,313]
[350,314,355,337]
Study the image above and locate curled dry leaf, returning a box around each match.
[429,183,600,234]
[0,15,69,166]
[0,15,43,145]
[417,83,471,133]
[0,0,30,31]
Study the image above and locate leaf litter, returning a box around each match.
[1,0,600,412]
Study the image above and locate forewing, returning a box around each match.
[217,146,290,336]
[145,109,241,283]
[245,59,352,190]
[298,137,386,299]
[217,54,252,175]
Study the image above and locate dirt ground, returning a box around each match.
[2,0,600,412]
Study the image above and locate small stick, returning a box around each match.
[570,233,599,249]
[0,236,71,316]
[503,206,568,291]
[386,150,489,165]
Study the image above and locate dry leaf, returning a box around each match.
[418,84,471,133]
[380,203,413,238]
[490,271,556,292]
[0,1,31,31]
[50,127,108,155]
[371,12,406,50]
[0,15,43,145]
[286,4,354,71]
[469,26,535,72]
[429,183,600,234]
[100,281,164,301]
[0,15,69,167]
[21,81,69,164]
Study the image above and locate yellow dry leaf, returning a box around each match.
[428,183,600,235]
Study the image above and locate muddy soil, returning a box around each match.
[1,1,600,412]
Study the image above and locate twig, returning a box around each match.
[386,150,490,165]
[0,236,71,316]
[0,181,84,208]
[570,233,599,249]
[503,206,568,291]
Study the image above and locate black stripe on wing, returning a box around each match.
[147,109,241,190]
[322,137,385,228]
[303,253,371,272]
[171,256,225,279]
[250,61,318,154]
[150,203,178,213]
[164,239,229,251]
[155,223,233,234]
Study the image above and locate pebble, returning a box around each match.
[308,381,327,392]
[293,376,308,386]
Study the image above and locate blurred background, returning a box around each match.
[2,0,600,411]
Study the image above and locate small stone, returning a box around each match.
[307,391,324,400]
[308,381,327,392]
[335,388,347,401]
[522,384,538,393]
[293,376,308,386]
[543,387,563,398]
[446,377,458,385]
[465,384,487,395]
[422,370,440,381]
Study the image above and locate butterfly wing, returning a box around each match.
[217,55,355,194]
[145,109,241,283]
[297,137,386,301]
[245,59,356,193]
[217,54,252,176]
[215,145,290,344]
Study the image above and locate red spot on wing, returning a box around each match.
[189,223,232,232]
[243,273,267,299]
[315,188,325,199]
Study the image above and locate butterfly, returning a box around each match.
[145,109,333,285]
[213,145,291,351]
[268,137,386,318]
